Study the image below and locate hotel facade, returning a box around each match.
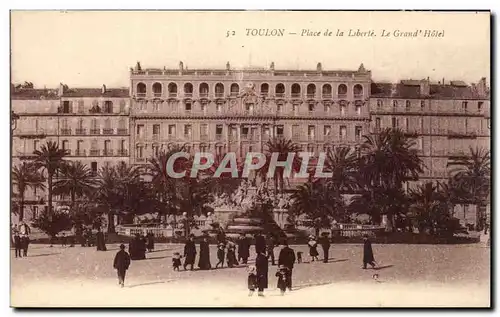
[11,62,490,224]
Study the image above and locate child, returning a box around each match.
[172,252,182,271]
[308,236,319,262]
[247,265,258,296]
[276,265,288,295]
[216,243,225,268]
[113,244,131,288]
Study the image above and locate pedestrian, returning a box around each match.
[308,236,319,262]
[226,240,239,268]
[61,232,67,247]
[255,251,269,297]
[172,252,182,271]
[275,265,288,295]
[237,233,250,264]
[146,232,155,252]
[198,235,212,270]
[14,233,22,258]
[183,234,196,271]
[130,234,146,260]
[113,244,131,288]
[278,241,296,291]
[247,265,258,296]
[96,228,107,251]
[266,234,276,265]
[319,232,331,263]
[362,234,377,269]
[215,243,225,268]
[254,233,266,255]
[216,227,226,245]
[21,234,30,257]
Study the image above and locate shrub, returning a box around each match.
[32,211,72,239]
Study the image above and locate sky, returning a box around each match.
[10,11,490,88]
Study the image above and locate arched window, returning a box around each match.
[230,83,239,96]
[215,83,224,97]
[168,83,178,97]
[353,84,363,98]
[199,83,209,97]
[275,83,285,97]
[322,84,332,98]
[152,82,162,97]
[337,84,347,97]
[291,83,301,98]
[307,84,316,98]
[137,83,146,97]
[184,83,193,97]
[260,83,269,96]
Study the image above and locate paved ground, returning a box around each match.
[11,243,490,307]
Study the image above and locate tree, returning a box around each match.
[33,141,69,217]
[53,161,96,208]
[32,210,72,241]
[448,147,490,231]
[12,162,45,221]
[259,137,302,195]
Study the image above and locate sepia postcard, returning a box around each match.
[9,10,491,308]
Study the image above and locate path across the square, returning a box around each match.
[11,243,490,307]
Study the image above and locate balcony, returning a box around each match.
[447,130,477,139]
[103,149,114,156]
[117,128,128,135]
[61,128,72,135]
[184,134,192,140]
[260,92,269,97]
[90,129,100,135]
[354,94,363,99]
[166,134,176,140]
[275,93,285,98]
[184,93,193,98]
[338,93,347,99]
[117,149,128,156]
[102,128,114,135]
[152,134,160,142]
[322,93,332,99]
[74,149,86,156]
[63,149,72,155]
[308,135,316,141]
[292,134,301,141]
[199,92,209,98]
[89,149,100,156]
[230,92,238,97]
[306,93,316,99]
[291,93,301,99]
[168,92,178,98]
[136,93,146,99]
[75,128,86,135]
[215,134,223,141]
[153,93,162,98]
[200,134,209,141]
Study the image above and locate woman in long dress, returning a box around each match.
[198,236,212,270]
[308,236,319,262]
[226,240,239,268]
[255,251,269,297]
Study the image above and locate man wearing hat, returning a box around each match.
[278,240,296,291]
[113,244,131,288]
[183,234,197,271]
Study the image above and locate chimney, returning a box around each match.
[477,77,487,96]
[102,84,106,94]
[58,82,64,96]
[420,78,430,96]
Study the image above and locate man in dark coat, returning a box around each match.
[237,233,250,264]
[183,234,197,270]
[254,233,266,255]
[21,235,30,257]
[363,235,377,269]
[96,228,107,251]
[216,228,226,245]
[198,235,212,270]
[266,234,276,265]
[13,233,22,258]
[320,232,331,263]
[113,244,131,288]
[278,241,296,291]
[146,232,155,252]
[255,251,269,297]
[130,234,146,260]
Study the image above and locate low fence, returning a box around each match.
[295,221,384,237]
[117,220,212,238]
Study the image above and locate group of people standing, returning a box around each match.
[128,232,155,260]
[12,222,31,258]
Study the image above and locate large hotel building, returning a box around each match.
[12,62,490,224]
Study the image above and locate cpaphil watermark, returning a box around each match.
[164,152,332,179]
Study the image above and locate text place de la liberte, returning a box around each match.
[227,28,445,38]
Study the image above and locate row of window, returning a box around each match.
[32,139,128,155]
[374,117,490,133]
[376,99,485,111]
[59,100,128,114]
[136,82,365,97]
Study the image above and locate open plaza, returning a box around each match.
[11,242,490,307]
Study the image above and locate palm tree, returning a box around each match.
[448,146,491,230]
[32,141,69,217]
[53,161,96,209]
[12,162,45,221]
[259,137,302,195]
[408,182,442,234]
